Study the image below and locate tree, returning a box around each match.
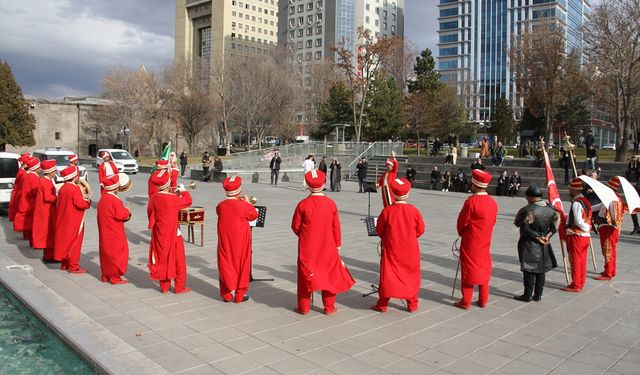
[384,39,419,93]
[433,86,468,138]
[490,97,516,143]
[555,94,590,138]
[407,48,442,94]
[584,0,640,160]
[0,61,35,151]
[315,82,353,139]
[334,27,398,142]
[365,75,404,141]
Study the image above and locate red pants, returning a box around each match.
[60,229,85,272]
[460,282,489,306]
[297,287,336,314]
[375,296,418,311]
[159,236,187,292]
[220,285,248,302]
[598,226,618,278]
[43,247,55,261]
[567,235,590,289]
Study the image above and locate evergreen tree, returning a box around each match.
[314,82,353,139]
[364,75,404,141]
[519,107,545,137]
[556,95,590,134]
[0,61,35,151]
[490,97,516,143]
[408,48,442,94]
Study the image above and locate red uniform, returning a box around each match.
[97,192,131,283]
[456,193,498,307]
[148,190,192,293]
[98,160,118,183]
[13,171,39,240]
[216,198,258,302]
[378,158,398,208]
[31,175,57,254]
[565,195,592,290]
[8,167,25,222]
[375,202,425,311]
[170,168,179,190]
[291,194,355,314]
[147,174,157,229]
[596,198,623,279]
[53,182,91,272]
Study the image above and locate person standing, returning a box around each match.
[405,165,417,185]
[586,145,598,170]
[213,156,224,180]
[429,166,440,190]
[269,150,282,185]
[14,157,41,242]
[216,176,259,303]
[356,157,368,193]
[454,169,498,309]
[202,151,212,182]
[32,160,57,260]
[372,178,425,313]
[583,130,595,149]
[291,170,355,315]
[179,151,188,177]
[169,152,180,190]
[53,166,91,274]
[98,151,118,193]
[148,170,192,294]
[318,156,328,174]
[593,177,625,280]
[68,153,79,166]
[147,160,170,230]
[97,175,131,284]
[378,152,398,207]
[301,154,315,190]
[562,178,592,292]
[330,158,342,192]
[560,147,571,185]
[9,153,30,223]
[513,186,559,302]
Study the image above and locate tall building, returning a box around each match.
[175,0,279,74]
[437,0,591,123]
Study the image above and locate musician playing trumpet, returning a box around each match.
[216,176,258,303]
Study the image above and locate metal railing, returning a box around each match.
[345,141,405,181]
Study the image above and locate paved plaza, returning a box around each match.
[1,168,639,375]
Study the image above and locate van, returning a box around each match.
[96,149,139,174]
[33,147,88,184]
[0,152,19,208]
[294,135,310,144]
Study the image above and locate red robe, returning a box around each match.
[13,171,39,233]
[147,175,157,230]
[456,193,498,285]
[170,168,179,190]
[378,159,398,208]
[148,191,192,281]
[99,161,118,194]
[291,194,355,294]
[8,167,25,222]
[97,193,131,281]
[376,202,425,299]
[31,176,57,252]
[216,198,259,295]
[53,182,91,270]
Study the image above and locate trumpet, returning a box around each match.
[185,182,197,190]
[240,195,257,205]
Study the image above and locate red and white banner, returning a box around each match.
[543,149,567,241]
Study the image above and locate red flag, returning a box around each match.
[543,148,567,241]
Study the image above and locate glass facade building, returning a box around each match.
[437,0,591,122]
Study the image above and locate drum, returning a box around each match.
[118,173,132,192]
[178,206,205,224]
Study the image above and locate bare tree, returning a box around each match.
[210,55,242,153]
[584,0,640,160]
[334,27,398,142]
[383,38,418,94]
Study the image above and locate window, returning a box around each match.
[297,29,304,37]
[366,4,370,10]
[306,40,312,48]
[307,15,313,24]
[289,30,294,39]
[307,27,313,36]
[439,47,458,56]
[317,13,322,22]
[315,51,322,59]
[298,4,303,12]
[55,132,61,140]
[297,41,303,49]
[232,11,237,16]
[366,16,370,23]
[391,25,396,34]
[316,25,322,34]
[305,52,312,61]
[440,21,458,30]
[440,8,458,17]
[439,60,458,69]
[315,38,322,47]
[439,33,458,43]
[307,2,313,10]
[289,18,295,27]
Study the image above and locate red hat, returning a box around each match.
[68,154,78,163]
[607,177,621,191]
[99,151,110,160]
[304,169,325,193]
[390,178,411,200]
[151,169,171,190]
[41,160,57,174]
[155,160,170,170]
[103,175,120,191]
[60,166,78,181]
[18,153,31,164]
[471,169,491,189]
[223,175,243,197]
[569,178,583,191]
[26,157,41,172]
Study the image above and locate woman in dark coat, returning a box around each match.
[330,159,342,192]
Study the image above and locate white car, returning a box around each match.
[33,147,88,184]
[0,152,19,208]
[96,149,139,174]
[601,143,616,150]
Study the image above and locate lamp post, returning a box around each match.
[122,125,131,152]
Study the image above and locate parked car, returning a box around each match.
[33,147,88,184]
[601,143,616,150]
[0,152,19,208]
[96,149,139,174]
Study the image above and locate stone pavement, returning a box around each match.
[1,169,639,375]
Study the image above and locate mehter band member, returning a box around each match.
[372,177,425,313]
[377,152,398,208]
[216,176,258,303]
[513,186,559,302]
[148,169,192,294]
[53,166,91,273]
[594,177,625,281]
[147,159,170,230]
[98,151,118,194]
[14,157,41,242]
[454,169,498,309]
[562,178,592,292]
[9,153,30,223]
[32,160,58,259]
[97,175,132,285]
[291,169,355,315]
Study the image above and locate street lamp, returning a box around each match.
[122,125,131,152]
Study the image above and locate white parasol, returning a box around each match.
[616,176,640,213]
[578,175,618,209]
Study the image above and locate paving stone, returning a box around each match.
[551,359,606,375]
[267,356,319,374]
[381,358,438,375]
[243,345,293,365]
[210,355,263,375]
[325,357,379,375]
[411,349,458,369]
[154,350,205,373]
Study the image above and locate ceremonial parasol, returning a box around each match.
[578,175,618,209]
[616,176,640,213]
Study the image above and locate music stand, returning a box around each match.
[250,206,273,282]
[363,181,377,218]
[362,219,380,297]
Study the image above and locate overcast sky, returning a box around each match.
[0,0,598,99]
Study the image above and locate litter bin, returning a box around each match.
[461,146,468,158]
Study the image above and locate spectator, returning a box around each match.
[508,171,522,197]
[442,171,453,192]
[212,156,224,180]
[302,155,315,189]
[470,158,486,170]
[405,165,417,184]
[430,166,441,190]
[560,147,572,185]
[626,155,639,182]
[535,145,544,167]
[493,142,506,166]
[269,149,282,185]
[318,156,328,174]
[586,145,597,170]
[202,151,212,182]
[179,151,188,177]
[431,138,443,157]
[134,147,140,160]
[453,168,467,192]
[584,130,595,149]
[496,170,509,196]
[329,158,342,192]
[631,181,640,235]
[356,157,368,193]
[445,146,457,165]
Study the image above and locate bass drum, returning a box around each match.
[118,173,132,192]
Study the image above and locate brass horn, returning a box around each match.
[185,182,197,190]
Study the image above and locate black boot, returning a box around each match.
[513,295,531,302]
